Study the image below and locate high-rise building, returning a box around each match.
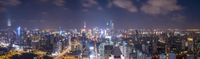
[7,18,11,27]
[104,17,114,38]
[106,20,114,30]
[187,54,194,59]
[84,21,87,29]
[159,54,166,59]
[104,45,113,59]
[168,53,176,59]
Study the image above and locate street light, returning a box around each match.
[89,46,94,50]
[89,54,95,59]
[187,38,193,42]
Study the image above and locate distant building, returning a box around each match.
[99,43,105,59]
[112,46,122,59]
[104,45,113,59]
[168,53,176,59]
[106,20,114,30]
[146,56,152,59]
[198,57,200,59]
[159,54,166,59]
[136,50,147,59]
[187,54,194,59]
[0,47,8,55]
[7,18,11,27]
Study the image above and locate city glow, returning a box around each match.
[0,0,199,59]
[89,46,94,50]
[17,26,21,36]
[187,38,193,41]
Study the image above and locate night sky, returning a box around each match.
[0,0,200,29]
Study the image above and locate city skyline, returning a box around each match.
[1,0,200,59]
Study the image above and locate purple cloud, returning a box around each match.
[8,0,21,6]
[109,0,138,13]
[53,0,65,6]
[81,0,103,11]
[0,0,21,12]
[141,0,182,15]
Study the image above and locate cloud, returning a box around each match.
[0,5,5,12]
[0,2,5,12]
[81,0,102,11]
[39,0,49,2]
[109,0,138,13]
[8,0,21,6]
[81,0,181,14]
[0,0,21,12]
[82,0,98,8]
[0,0,21,6]
[0,0,183,15]
[141,0,182,15]
[38,0,65,6]
[53,0,65,6]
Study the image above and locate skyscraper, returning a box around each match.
[84,21,87,29]
[104,16,114,30]
[106,20,114,30]
[7,18,11,27]
[168,53,176,59]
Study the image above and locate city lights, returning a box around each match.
[187,38,193,41]
[0,0,199,59]
[17,26,21,36]
[89,46,94,50]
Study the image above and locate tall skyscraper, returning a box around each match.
[105,16,114,30]
[17,26,21,36]
[7,18,11,27]
[84,21,87,29]
[106,20,114,30]
[168,53,176,59]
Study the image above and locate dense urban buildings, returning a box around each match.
[0,0,200,59]
[0,23,200,59]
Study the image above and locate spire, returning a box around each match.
[105,16,114,29]
[84,21,86,29]
[7,18,11,27]
[17,26,21,36]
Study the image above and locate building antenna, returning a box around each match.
[7,18,12,27]
[84,21,87,29]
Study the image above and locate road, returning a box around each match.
[55,46,71,59]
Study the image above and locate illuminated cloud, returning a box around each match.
[82,0,103,11]
[39,0,49,2]
[82,0,98,8]
[110,0,138,13]
[38,0,65,6]
[8,0,21,6]
[0,0,21,12]
[0,2,5,12]
[0,0,21,6]
[0,0,183,15]
[0,6,5,12]
[141,0,182,15]
[53,0,65,6]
